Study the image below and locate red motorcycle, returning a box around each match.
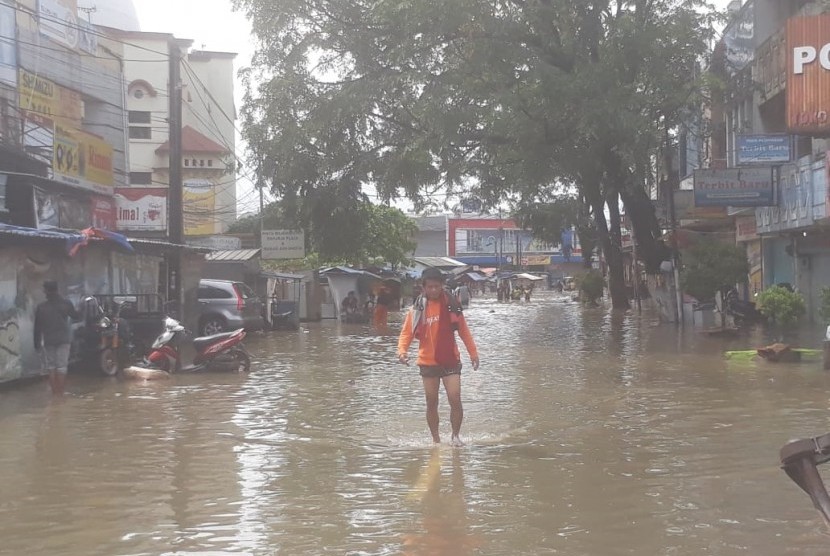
[145,317,251,373]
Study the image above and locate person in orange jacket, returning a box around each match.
[398,267,480,446]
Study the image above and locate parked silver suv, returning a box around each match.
[197,279,265,336]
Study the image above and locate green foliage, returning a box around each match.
[227,197,286,233]
[819,286,830,326]
[235,0,717,306]
[757,286,806,328]
[579,271,605,305]
[679,240,749,302]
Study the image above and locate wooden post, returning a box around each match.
[823,340,830,371]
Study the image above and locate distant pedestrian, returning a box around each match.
[398,268,480,446]
[34,281,79,396]
[374,287,391,328]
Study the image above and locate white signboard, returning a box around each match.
[38,0,79,50]
[115,188,167,232]
[261,229,305,260]
[187,235,242,251]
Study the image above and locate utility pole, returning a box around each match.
[663,126,683,327]
[168,39,184,319]
[258,184,264,248]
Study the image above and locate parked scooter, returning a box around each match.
[142,317,251,373]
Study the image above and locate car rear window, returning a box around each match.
[235,283,256,299]
[198,286,233,299]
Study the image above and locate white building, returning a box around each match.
[85,0,239,238]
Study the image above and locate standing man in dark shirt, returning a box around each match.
[34,281,79,396]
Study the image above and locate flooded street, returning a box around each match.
[3,292,830,555]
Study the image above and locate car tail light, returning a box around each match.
[233,284,245,312]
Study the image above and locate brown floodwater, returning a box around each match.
[2,291,830,555]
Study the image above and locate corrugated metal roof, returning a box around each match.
[205,249,261,262]
[412,256,467,268]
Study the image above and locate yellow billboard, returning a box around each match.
[19,69,82,122]
[184,179,216,236]
[52,122,113,194]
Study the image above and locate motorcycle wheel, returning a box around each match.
[100,348,118,376]
[231,349,251,373]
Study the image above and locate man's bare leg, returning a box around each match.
[49,370,65,396]
[442,374,463,444]
[422,376,441,443]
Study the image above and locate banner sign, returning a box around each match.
[19,69,82,122]
[52,122,114,194]
[262,229,306,260]
[91,196,115,230]
[786,15,830,133]
[737,135,792,165]
[38,0,79,50]
[693,168,775,207]
[183,179,216,236]
[115,188,167,232]
[735,215,758,242]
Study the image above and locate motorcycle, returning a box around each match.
[143,317,251,373]
[725,288,765,326]
[72,296,131,376]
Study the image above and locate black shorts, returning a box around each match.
[419,364,462,378]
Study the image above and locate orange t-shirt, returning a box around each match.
[398,299,478,366]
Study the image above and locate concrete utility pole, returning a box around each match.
[168,39,184,319]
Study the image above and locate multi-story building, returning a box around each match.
[86,0,239,241]
[708,0,830,322]
[0,0,127,231]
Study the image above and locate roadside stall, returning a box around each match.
[264,271,304,330]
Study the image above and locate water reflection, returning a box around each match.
[4,292,830,554]
[402,446,480,555]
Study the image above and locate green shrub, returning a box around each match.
[757,286,806,327]
[579,271,604,305]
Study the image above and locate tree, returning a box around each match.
[227,198,286,233]
[234,0,716,308]
[679,239,748,303]
[359,204,418,267]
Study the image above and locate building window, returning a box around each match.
[129,126,152,140]
[184,159,190,167]
[207,159,213,167]
[129,172,153,185]
[128,111,151,124]
[133,89,144,99]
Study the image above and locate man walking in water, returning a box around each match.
[398,268,480,446]
[34,280,79,396]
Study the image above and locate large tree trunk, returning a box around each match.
[590,199,630,310]
[604,192,631,310]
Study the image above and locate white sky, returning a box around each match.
[134,0,738,217]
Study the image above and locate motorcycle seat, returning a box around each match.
[192,331,238,349]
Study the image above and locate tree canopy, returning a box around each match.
[235,0,718,307]
[227,199,417,267]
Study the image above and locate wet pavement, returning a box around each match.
[2,291,830,555]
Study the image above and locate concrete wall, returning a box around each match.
[413,230,446,257]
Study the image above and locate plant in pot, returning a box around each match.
[756,285,806,342]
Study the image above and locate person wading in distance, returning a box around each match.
[398,267,480,446]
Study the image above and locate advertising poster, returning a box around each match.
[91,196,115,230]
[34,188,60,229]
[115,188,167,232]
[19,69,82,122]
[183,179,215,236]
[51,123,114,194]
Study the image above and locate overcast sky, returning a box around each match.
[134,0,738,215]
